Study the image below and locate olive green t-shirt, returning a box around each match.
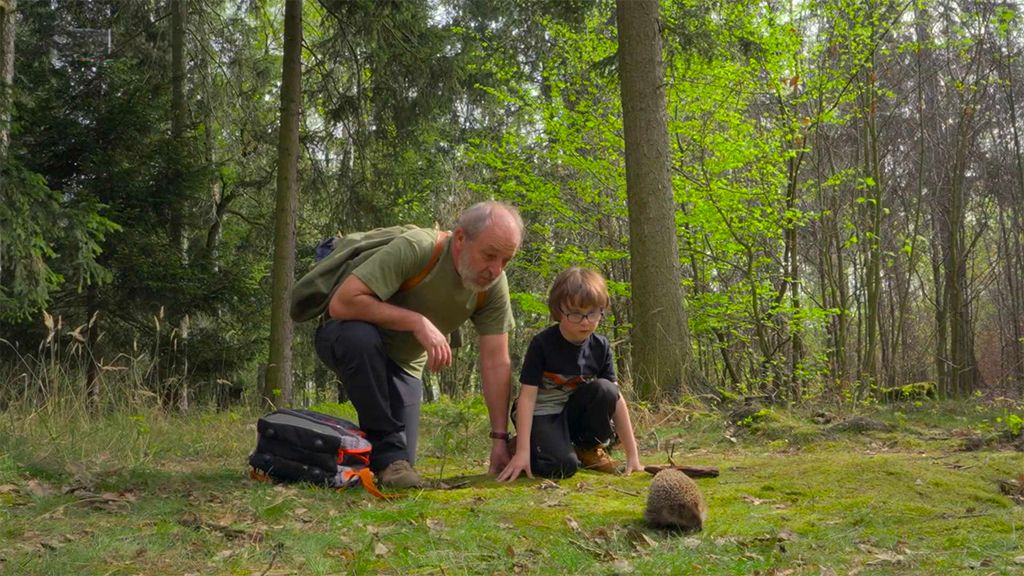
[351,227,515,379]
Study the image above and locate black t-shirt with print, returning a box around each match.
[518,324,615,416]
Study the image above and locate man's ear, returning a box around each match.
[451,227,466,258]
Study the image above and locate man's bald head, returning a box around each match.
[457,201,524,246]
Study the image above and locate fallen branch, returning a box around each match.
[643,464,720,478]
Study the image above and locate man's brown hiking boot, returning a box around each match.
[378,460,426,489]
[575,446,617,474]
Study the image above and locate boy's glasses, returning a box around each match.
[561,308,606,323]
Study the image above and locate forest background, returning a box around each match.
[2,0,1024,411]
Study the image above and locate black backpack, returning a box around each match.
[248,409,390,498]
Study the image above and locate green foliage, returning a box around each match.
[995,413,1023,438]
[0,161,119,321]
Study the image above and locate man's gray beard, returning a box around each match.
[457,255,500,292]
[461,273,500,292]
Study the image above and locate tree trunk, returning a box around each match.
[264,0,302,407]
[170,0,186,141]
[0,0,15,160]
[859,61,883,394]
[999,38,1024,391]
[615,0,694,401]
[914,5,947,396]
[784,144,804,399]
[169,0,187,256]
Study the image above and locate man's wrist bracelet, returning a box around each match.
[489,431,510,441]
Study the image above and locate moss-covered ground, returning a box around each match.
[1,397,1022,575]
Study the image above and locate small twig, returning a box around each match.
[568,537,608,558]
[259,543,283,576]
[612,486,640,497]
[937,512,989,520]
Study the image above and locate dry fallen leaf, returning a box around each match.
[324,548,356,561]
[27,479,56,497]
[374,541,389,556]
[611,559,634,573]
[636,533,658,549]
[865,550,904,565]
[565,516,581,533]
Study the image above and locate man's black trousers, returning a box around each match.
[315,320,422,472]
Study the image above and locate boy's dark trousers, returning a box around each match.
[314,320,422,472]
[519,378,619,478]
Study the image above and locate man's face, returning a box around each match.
[455,217,519,292]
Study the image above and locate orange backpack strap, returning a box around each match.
[350,468,403,500]
[399,230,450,292]
[250,468,270,483]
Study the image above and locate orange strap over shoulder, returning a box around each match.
[399,230,451,291]
[397,230,487,311]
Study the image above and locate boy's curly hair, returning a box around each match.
[547,267,609,322]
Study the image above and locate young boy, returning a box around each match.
[497,267,642,481]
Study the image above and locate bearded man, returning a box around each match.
[315,201,523,488]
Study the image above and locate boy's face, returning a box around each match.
[557,302,605,345]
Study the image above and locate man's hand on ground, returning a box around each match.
[488,440,511,476]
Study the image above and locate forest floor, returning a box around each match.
[1,396,1023,575]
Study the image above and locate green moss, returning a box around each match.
[1,400,1023,575]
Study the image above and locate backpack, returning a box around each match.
[248,408,392,498]
[289,225,451,323]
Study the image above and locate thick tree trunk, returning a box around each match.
[0,0,15,160]
[264,0,302,407]
[615,0,694,401]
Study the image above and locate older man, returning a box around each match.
[315,201,523,488]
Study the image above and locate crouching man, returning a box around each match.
[314,201,523,488]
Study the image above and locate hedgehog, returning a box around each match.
[644,468,708,531]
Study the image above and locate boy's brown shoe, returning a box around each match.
[378,460,426,488]
[575,446,617,474]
